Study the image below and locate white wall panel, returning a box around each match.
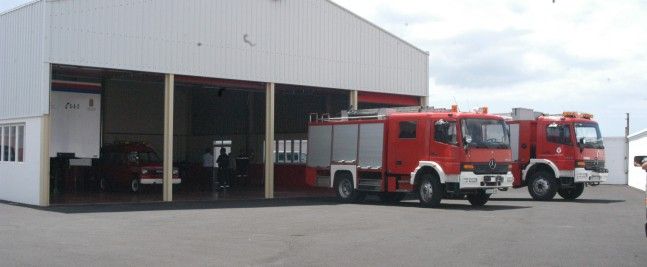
[0,116,44,206]
[603,137,627,185]
[47,0,428,96]
[0,1,47,120]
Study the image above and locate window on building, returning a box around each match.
[270,139,308,164]
[546,123,572,145]
[0,123,25,163]
[399,121,417,139]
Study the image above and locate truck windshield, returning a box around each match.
[461,119,510,149]
[574,123,604,149]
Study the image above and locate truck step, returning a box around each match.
[316,176,331,187]
[358,179,382,191]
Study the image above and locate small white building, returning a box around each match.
[603,137,627,185]
[628,129,647,191]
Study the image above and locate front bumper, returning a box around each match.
[459,171,514,189]
[140,178,182,185]
[573,168,608,183]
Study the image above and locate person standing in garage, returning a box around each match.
[217,148,231,189]
[202,147,214,191]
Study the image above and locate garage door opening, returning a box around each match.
[170,76,267,201]
[49,65,167,204]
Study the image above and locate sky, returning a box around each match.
[2,0,646,136]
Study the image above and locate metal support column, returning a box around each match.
[264,83,275,199]
[163,74,175,202]
[39,114,51,206]
[350,90,359,110]
[420,96,428,107]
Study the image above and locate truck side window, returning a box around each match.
[399,121,417,139]
[434,120,457,145]
[546,124,572,145]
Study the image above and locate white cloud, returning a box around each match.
[334,0,647,136]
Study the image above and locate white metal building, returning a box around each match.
[0,0,429,206]
[628,129,647,191]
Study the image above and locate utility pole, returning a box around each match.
[625,113,630,180]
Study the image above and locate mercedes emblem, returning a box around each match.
[489,159,497,170]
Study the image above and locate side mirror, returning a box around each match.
[634,156,646,168]
[464,135,473,144]
[463,135,473,151]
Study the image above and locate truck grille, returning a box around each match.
[473,163,509,175]
[584,160,605,172]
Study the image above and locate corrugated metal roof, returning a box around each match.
[0,0,42,16]
[628,129,647,140]
[45,0,429,96]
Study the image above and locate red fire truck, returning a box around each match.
[506,108,608,201]
[306,106,514,207]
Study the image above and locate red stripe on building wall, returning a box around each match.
[358,92,420,106]
[175,75,265,90]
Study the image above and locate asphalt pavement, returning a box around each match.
[0,185,645,266]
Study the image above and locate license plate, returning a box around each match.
[485,189,496,194]
[590,176,600,181]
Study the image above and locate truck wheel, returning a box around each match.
[417,174,442,208]
[130,178,141,193]
[558,183,585,200]
[467,190,490,206]
[334,173,358,203]
[379,192,407,203]
[528,171,558,201]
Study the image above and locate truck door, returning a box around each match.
[431,119,460,174]
[388,118,423,175]
[540,122,575,169]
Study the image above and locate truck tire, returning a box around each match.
[379,192,407,203]
[130,178,141,193]
[558,183,585,200]
[528,171,558,201]
[334,173,359,203]
[417,174,442,208]
[467,190,490,206]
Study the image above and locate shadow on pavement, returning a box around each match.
[489,198,625,204]
[3,196,530,214]
[36,197,342,214]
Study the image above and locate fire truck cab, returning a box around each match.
[306,106,514,207]
[507,108,608,201]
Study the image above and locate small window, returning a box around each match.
[399,121,417,139]
[17,125,24,162]
[0,124,24,163]
[546,124,572,145]
[434,120,458,145]
[272,139,308,164]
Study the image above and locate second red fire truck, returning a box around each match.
[506,108,608,201]
[306,106,514,207]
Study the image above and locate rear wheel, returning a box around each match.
[467,190,490,206]
[130,178,141,193]
[558,183,585,200]
[334,173,359,203]
[528,171,558,201]
[417,174,442,208]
